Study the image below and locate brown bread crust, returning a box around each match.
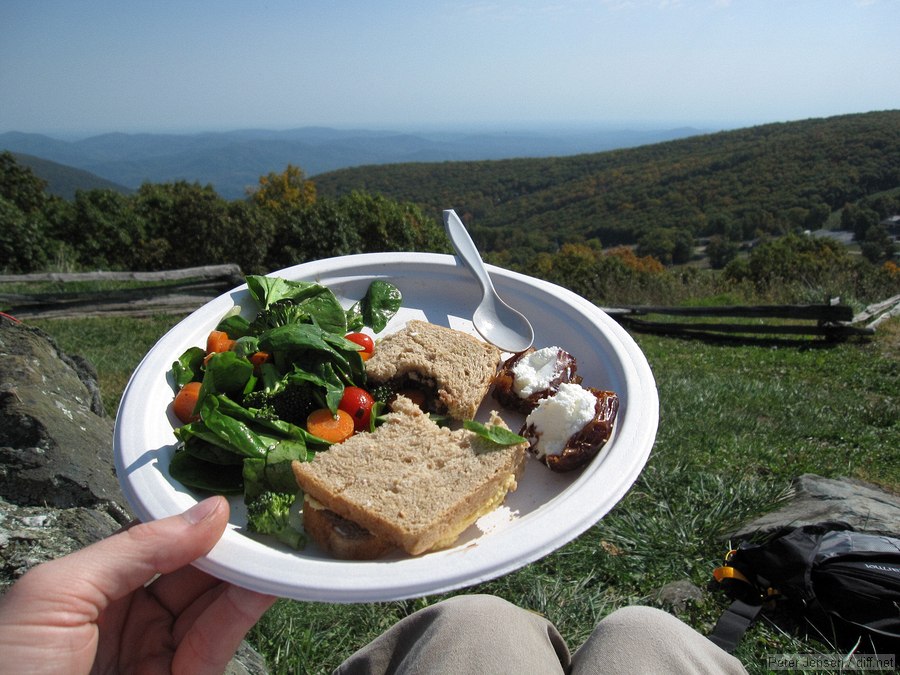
[365,320,501,420]
[292,396,526,556]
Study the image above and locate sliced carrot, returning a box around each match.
[206,330,235,354]
[306,408,355,444]
[359,350,373,361]
[173,381,202,423]
[249,351,270,368]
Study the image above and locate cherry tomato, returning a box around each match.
[345,332,374,355]
[338,386,376,431]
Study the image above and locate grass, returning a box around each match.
[30,313,899,675]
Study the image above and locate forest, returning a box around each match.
[314,110,900,268]
[2,111,899,308]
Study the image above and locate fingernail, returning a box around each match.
[182,496,222,524]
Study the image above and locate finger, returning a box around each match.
[172,584,276,675]
[20,496,230,621]
[145,564,223,617]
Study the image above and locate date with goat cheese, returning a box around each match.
[492,348,618,472]
[492,346,581,413]
[521,384,619,472]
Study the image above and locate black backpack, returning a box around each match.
[709,522,900,653]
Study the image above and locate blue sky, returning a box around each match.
[1,0,898,136]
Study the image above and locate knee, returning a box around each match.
[602,605,678,629]
[597,605,689,638]
[432,594,529,626]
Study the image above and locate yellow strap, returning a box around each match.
[713,565,749,584]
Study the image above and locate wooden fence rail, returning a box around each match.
[600,302,875,341]
[1,266,893,342]
[0,265,245,319]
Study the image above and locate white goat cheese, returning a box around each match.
[525,383,596,458]
[512,346,563,398]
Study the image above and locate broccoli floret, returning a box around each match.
[271,384,315,424]
[368,381,398,405]
[246,491,304,549]
[242,384,313,425]
[241,389,279,420]
[250,299,310,332]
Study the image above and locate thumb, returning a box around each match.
[16,496,231,616]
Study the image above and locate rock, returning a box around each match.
[0,319,132,587]
[0,317,268,674]
[227,642,272,675]
[647,579,704,613]
[730,473,900,541]
[0,496,124,588]
[0,320,127,515]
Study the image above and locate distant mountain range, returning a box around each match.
[1,126,706,199]
[11,152,133,200]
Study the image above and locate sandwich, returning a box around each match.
[364,320,501,421]
[292,395,528,559]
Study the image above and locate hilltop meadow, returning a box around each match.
[3,110,899,673]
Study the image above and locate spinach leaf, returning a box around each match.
[180,437,245,465]
[214,395,322,448]
[232,335,260,359]
[258,322,337,356]
[201,351,254,399]
[246,275,347,335]
[246,276,303,308]
[172,347,205,388]
[242,441,309,501]
[169,450,244,494]
[216,312,251,339]
[463,420,527,447]
[345,305,364,332]
[315,361,345,414]
[197,395,270,458]
[347,280,402,333]
[362,280,402,332]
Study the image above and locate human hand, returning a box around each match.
[0,495,276,674]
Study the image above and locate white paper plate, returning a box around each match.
[114,253,658,603]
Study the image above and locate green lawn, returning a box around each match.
[32,314,899,674]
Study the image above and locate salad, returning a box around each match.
[168,274,402,548]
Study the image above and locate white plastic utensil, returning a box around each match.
[443,209,535,353]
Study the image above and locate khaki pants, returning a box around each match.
[335,594,747,674]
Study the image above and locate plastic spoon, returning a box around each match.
[443,209,534,353]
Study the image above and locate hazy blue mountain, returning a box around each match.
[12,152,133,200]
[0,126,706,199]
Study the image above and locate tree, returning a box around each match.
[265,200,360,270]
[860,224,897,264]
[224,200,276,274]
[335,191,444,253]
[0,196,49,272]
[0,151,48,214]
[725,234,851,294]
[63,189,141,269]
[706,235,740,270]
[841,204,880,240]
[133,181,235,270]
[636,227,694,265]
[250,165,316,214]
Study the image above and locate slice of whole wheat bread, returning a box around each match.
[292,396,527,556]
[365,320,501,420]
